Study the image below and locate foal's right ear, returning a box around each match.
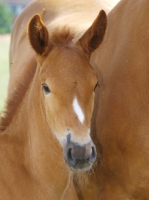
[78,10,107,57]
[28,14,52,55]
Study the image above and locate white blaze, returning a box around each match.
[73,97,85,123]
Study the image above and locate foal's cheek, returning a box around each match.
[85,93,95,124]
[44,96,64,135]
[44,96,56,127]
[91,93,95,113]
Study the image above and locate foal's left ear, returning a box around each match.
[28,14,51,55]
[78,10,107,57]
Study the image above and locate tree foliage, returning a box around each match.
[0,3,12,34]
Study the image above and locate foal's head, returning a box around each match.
[28,11,107,172]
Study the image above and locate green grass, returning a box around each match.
[0,41,9,112]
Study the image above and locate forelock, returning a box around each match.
[49,26,75,46]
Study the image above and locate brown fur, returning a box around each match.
[0,0,107,199]
[0,59,36,132]
[76,0,149,199]
[50,26,75,46]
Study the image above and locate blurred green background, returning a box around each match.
[0,35,9,112]
[0,1,11,112]
[0,2,11,112]
[0,0,30,112]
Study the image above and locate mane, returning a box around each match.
[0,59,37,132]
[49,26,75,46]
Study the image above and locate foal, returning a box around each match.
[0,10,107,199]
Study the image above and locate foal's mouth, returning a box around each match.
[65,158,95,172]
[64,140,97,172]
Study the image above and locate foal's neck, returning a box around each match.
[25,65,71,195]
[1,64,71,198]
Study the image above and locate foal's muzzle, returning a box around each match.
[64,136,96,172]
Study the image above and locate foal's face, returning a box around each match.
[40,46,97,171]
[28,11,107,171]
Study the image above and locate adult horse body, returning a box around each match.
[0,0,107,199]
[9,0,119,90]
[78,0,149,199]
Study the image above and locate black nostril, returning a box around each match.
[67,148,76,165]
[90,146,96,162]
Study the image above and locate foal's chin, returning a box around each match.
[65,160,94,172]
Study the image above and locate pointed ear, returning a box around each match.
[28,14,52,55]
[78,10,107,57]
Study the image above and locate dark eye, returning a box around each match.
[42,83,51,94]
[94,82,98,91]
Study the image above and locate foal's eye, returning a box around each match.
[42,83,51,95]
[94,82,98,91]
